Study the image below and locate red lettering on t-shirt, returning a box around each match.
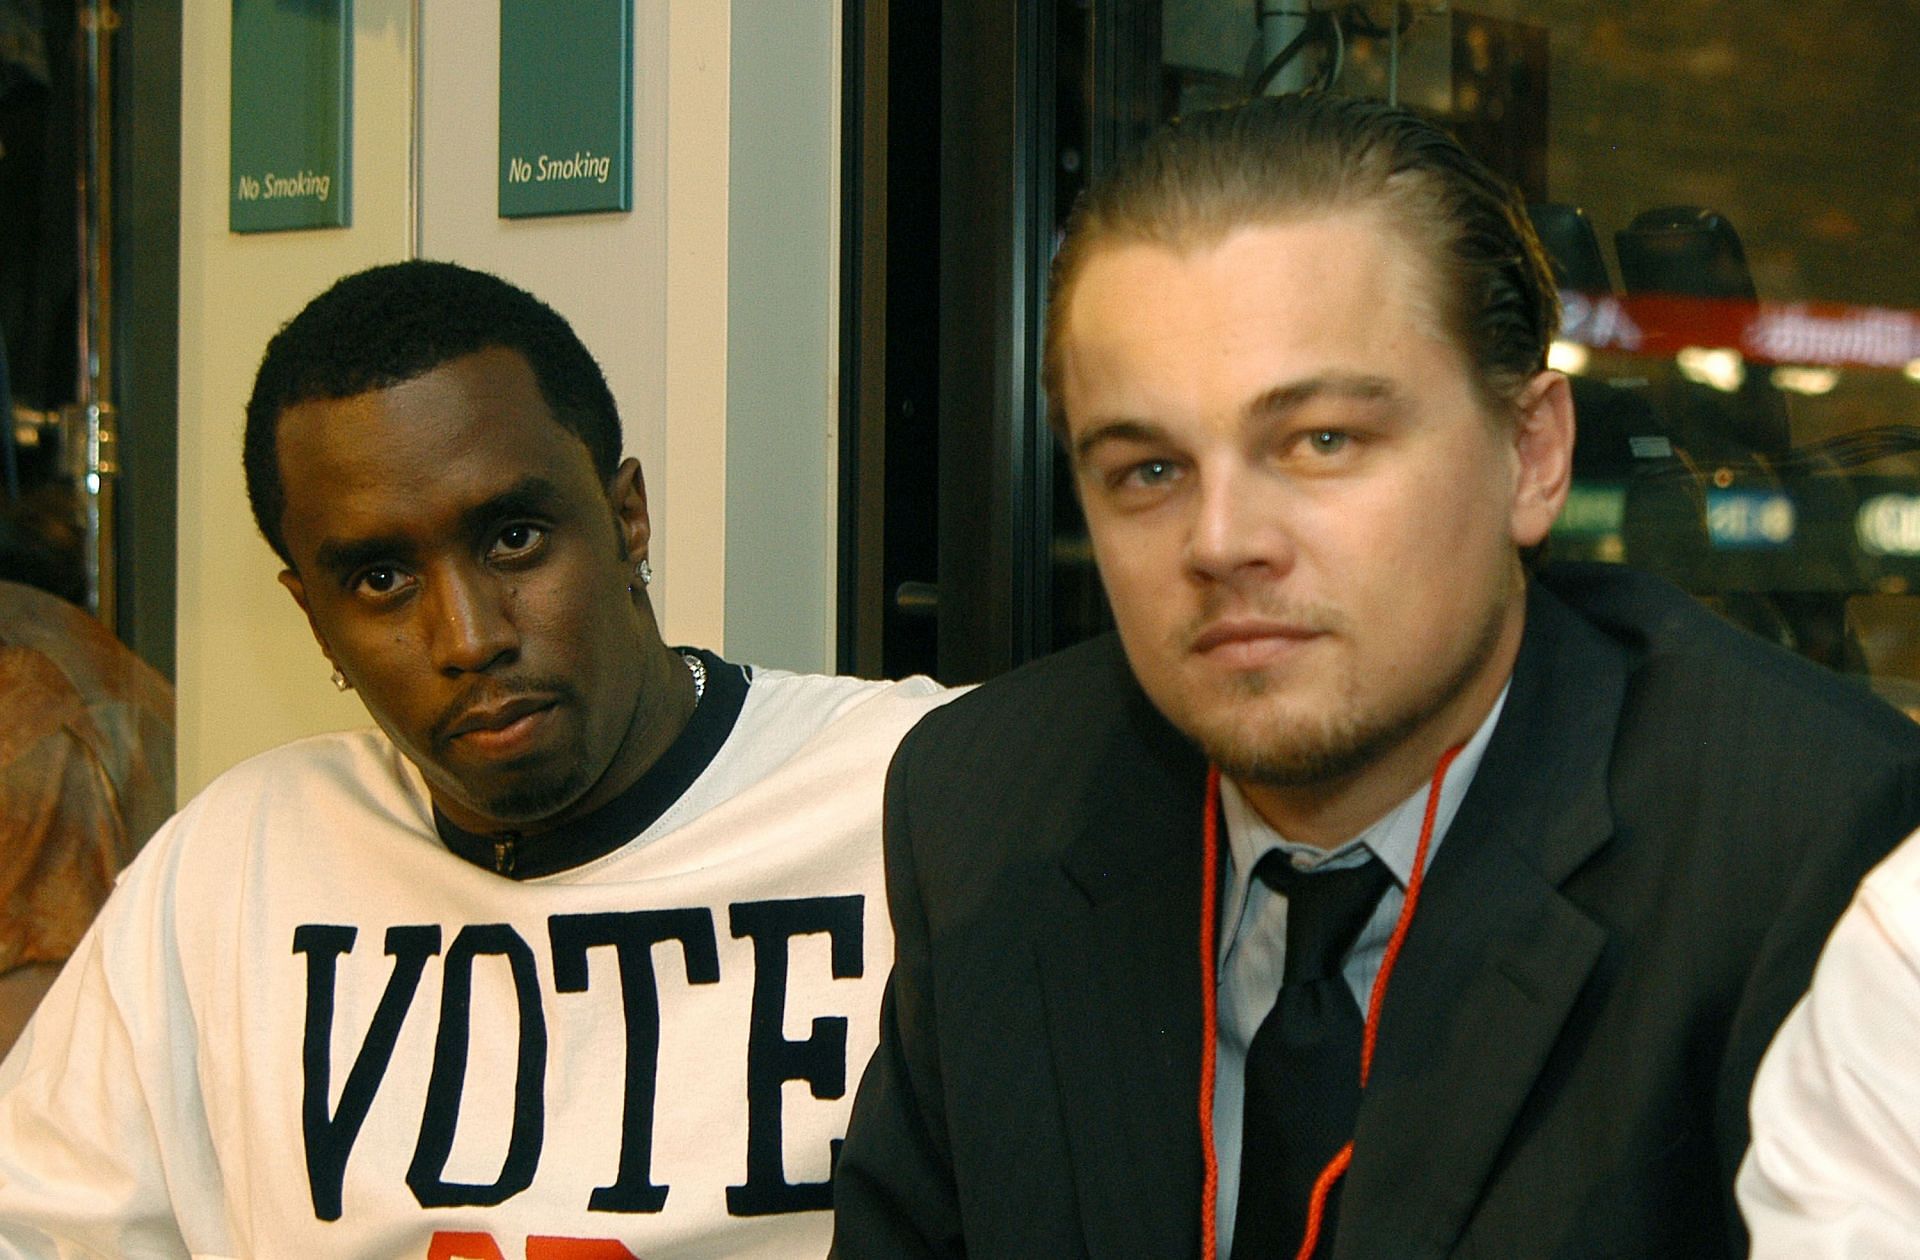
[527,1239,641,1260]
[426,1232,508,1260]
[426,1234,640,1260]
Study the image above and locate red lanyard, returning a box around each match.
[1198,745,1463,1260]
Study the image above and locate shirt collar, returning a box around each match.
[1220,682,1510,919]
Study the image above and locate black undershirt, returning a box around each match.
[433,647,749,879]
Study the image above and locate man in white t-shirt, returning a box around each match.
[0,261,947,1259]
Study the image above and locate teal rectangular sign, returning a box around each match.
[229,0,352,233]
[498,0,633,218]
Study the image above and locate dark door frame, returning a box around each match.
[836,0,1160,684]
[932,1,1056,684]
[116,0,181,679]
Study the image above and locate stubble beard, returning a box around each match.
[1172,589,1513,791]
[427,734,595,832]
[478,760,595,826]
[473,646,662,831]
[423,676,597,830]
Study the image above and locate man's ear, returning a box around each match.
[277,567,340,672]
[1509,370,1575,548]
[608,457,652,563]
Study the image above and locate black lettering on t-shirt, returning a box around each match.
[407,924,548,1208]
[724,895,863,1216]
[548,908,722,1213]
[295,923,441,1222]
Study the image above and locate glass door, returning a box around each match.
[858,2,1920,704]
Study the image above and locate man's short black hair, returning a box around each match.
[243,259,622,566]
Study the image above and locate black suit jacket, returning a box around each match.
[832,564,1920,1259]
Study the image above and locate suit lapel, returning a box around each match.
[1027,585,1636,1258]
[1037,687,1210,1260]
[1337,584,1630,1259]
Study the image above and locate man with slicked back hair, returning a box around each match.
[833,94,1920,1259]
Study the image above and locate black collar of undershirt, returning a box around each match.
[433,647,750,879]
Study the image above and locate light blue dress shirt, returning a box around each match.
[1211,687,1509,1254]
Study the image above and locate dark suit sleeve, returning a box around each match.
[1714,754,1920,1249]
[833,721,967,1258]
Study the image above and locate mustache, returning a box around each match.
[1177,594,1348,648]
[429,676,579,747]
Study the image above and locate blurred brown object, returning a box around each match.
[0,579,172,1050]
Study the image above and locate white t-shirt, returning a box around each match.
[1739,825,1920,1259]
[0,662,948,1260]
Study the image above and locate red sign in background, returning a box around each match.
[1560,291,1920,372]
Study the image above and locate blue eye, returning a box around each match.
[1119,458,1189,492]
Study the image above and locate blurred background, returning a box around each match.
[848,2,1920,726]
[1,6,1917,1013]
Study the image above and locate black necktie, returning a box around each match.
[1232,852,1394,1259]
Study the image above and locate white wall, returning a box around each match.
[415,1,730,652]
[175,2,835,799]
[175,1,415,797]
[723,0,842,673]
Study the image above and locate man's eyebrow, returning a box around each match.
[1071,419,1171,464]
[456,477,568,539]
[1246,373,1396,421]
[1070,375,1398,463]
[311,477,570,580]
[313,533,416,582]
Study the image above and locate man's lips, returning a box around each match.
[443,694,560,749]
[1189,618,1324,668]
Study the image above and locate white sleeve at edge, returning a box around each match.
[0,898,195,1256]
[1740,875,1920,1259]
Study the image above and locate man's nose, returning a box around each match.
[427,567,518,676]
[1185,465,1296,582]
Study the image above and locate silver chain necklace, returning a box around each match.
[679,651,707,705]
